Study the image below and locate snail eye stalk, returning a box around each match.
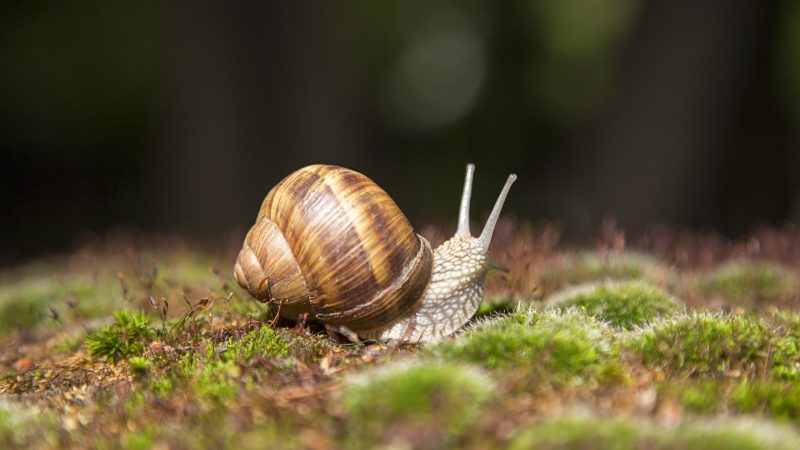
[477,173,517,252]
[457,163,476,236]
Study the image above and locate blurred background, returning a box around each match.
[2,0,799,265]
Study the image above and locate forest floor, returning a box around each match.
[4,220,800,449]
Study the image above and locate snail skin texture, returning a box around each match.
[234,163,516,343]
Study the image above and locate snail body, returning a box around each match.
[234,164,516,343]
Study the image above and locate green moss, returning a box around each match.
[627,312,769,378]
[629,311,800,382]
[509,415,800,450]
[547,280,683,329]
[0,401,60,448]
[341,362,492,445]
[474,299,517,320]
[433,308,617,382]
[0,276,103,332]
[87,310,156,361]
[731,381,800,419]
[674,419,800,450]
[509,415,644,450]
[539,251,666,294]
[195,361,239,402]
[221,326,291,362]
[678,381,723,413]
[150,378,174,400]
[128,356,151,374]
[703,261,798,307]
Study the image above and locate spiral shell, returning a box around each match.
[234,165,433,332]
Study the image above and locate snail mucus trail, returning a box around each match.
[233,163,516,343]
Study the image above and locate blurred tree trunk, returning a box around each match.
[150,2,362,237]
[579,0,782,235]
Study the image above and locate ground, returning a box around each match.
[3,221,800,449]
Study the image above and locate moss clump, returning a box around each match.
[547,281,683,329]
[628,312,800,381]
[509,415,645,450]
[702,260,798,307]
[221,326,291,362]
[628,313,768,377]
[128,356,151,374]
[473,299,517,320]
[86,310,156,361]
[731,381,800,419]
[539,251,666,294]
[433,308,616,382]
[509,415,800,450]
[341,362,492,446]
[0,275,104,333]
[0,401,60,448]
[144,325,291,404]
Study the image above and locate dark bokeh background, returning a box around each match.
[2,1,800,265]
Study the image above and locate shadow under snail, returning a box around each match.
[233,163,516,343]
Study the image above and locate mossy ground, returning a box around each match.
[5,224,800,448]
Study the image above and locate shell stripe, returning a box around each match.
[258,165,432,330]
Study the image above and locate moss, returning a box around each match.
[150,378,174,400]
[509,415,645,450]
[195,360,239,402]
[128,356,151,374]
[509,414,800,450]
[627,312,770,378]
[341,362,492,446]
[674,419,800,450]
[0,276,105,332]
[433,308,617,383]
[629,311,800,382]
[87,310,156,361]
[122,429,156,450]
[731,381,800,420]
[703,260,798,307]
[221,326,291,362]
[677,381,723,413]
[473,299,517,320]
[547,280,683,329]
[0,401,60,448]
[539,251,666,294]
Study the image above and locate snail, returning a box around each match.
[233,163,516,343]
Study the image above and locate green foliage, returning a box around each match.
[509,415,644,450]
[629,312,800,381]
[474,299,517,319]
[627,312,770,377]
[0,276,100,332]
[221,326,291,362]
[128,356,151,374]
[195,361,239,402]
[671,381,723,413]
[539,251,666,294]
[87,310,155,361]
[143,325,290,405]
[341,362,492,445]
[548,280,683,329]
[731,381,800,419]
[703,261,798,307]
[433,308,617,383]
[0,401,59,448]
[509,415,800,450]
[150,378,174,399]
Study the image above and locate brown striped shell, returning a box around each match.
[233,165,433,333]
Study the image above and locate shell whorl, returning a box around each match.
[235,164,433,332]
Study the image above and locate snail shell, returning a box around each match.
[234,164,433,333]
